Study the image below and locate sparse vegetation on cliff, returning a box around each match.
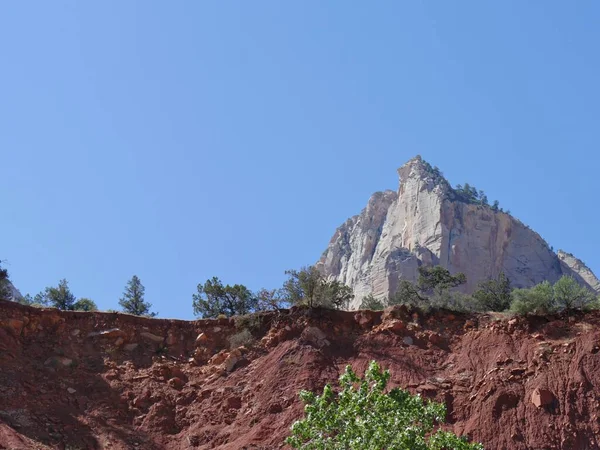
[510,275,599,315]
[119,275,156,317]
[0,260,11,300]
[25,279,99,312]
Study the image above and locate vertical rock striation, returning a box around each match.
[318,156,600,309]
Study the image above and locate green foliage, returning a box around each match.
[0,260,11,300]
[286,361,483,450]
[192,277,257,318]
[389,280,424,307]
[73,297,98,311]
[429,290,475,312]
[282,266,354,309]
[321,280,354,310]
[283,266,325,308]
[418,266,466,293]
[119,275,156,317]
[510,276,599,315]
[472,273,512,312]
[33,279,97,311]
[553,275,598,310]
[510,281,556,315]
[359,294,385,310]
[38,279,77,310]
[256,287,290,311]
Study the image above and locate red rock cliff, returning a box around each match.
[1,299,600,449]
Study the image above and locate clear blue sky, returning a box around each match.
[2,2,599,319]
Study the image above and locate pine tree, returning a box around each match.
[119,275,156,317]
[40,279,77,310]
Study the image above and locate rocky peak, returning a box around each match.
[319,157,600,308]
[397,156,452,196]
[558,250,600,293]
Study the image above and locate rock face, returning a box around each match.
[1,279,23,302]
[318,156,600,309]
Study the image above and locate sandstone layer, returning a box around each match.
[318,156,600,308]
[3,300,600,449]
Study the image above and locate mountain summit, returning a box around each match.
[318,156,599,309]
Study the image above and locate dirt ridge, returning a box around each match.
[1,299,600,449]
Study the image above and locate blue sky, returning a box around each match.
[2,2,599,319]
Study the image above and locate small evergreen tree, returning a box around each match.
[389,280,424,307]
[321,280,354,309]
[192,277,256,318]
[360,294,386,310]
[472,273,511,312]
[282,266,355,309]
[119,275,156,317]
[417,266,466,294]
[283,266,324,308]
[39,279,77,310]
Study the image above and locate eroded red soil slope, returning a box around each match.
[1,300,600,449]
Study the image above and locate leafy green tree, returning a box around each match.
[472,273,512,312]
[418,266,466,294]
[193,277,257,318]
[286,361,483,450]
[360,294,386,310]
[510,281,554,315]
[73,297,98,311]
[553,275,598,310]
[119,275,156,317]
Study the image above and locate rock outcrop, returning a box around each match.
[318,156,600,308]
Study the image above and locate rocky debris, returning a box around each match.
[87,328,127,339]
[402,336,414,346]
[301,326,330,348]
[531,388,555,408]
[140,331,164,343]
[318,157,600,307]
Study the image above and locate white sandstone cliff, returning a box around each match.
[318,156,600,309]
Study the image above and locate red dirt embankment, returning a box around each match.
[1,299,600,449]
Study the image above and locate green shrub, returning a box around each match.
[359,294,385,310]
[510,276,599,315]
[286,361,483,450]
[510,281,554,315]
